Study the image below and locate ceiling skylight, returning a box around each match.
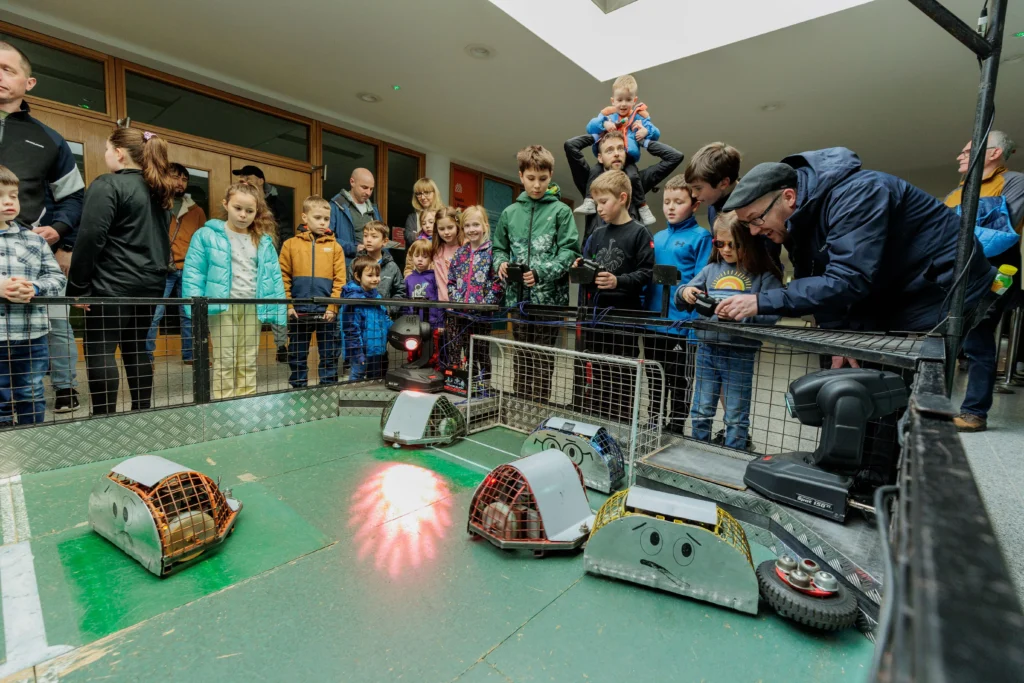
[489,0,874,81]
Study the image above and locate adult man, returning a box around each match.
[943,131,1023,432]
[564,133,682,244]
[146,164,207,365]
[716,147,995,334]
[329,167,381,270]
[233,164,290,362]
[0,41,85,413]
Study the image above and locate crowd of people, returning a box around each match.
[1,41,1020,439]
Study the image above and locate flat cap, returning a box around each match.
[722,162,798,212]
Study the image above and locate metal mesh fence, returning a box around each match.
[467,330,665,477]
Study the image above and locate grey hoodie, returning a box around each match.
[677,261,784,347]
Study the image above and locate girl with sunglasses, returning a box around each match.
[676,213,784,451]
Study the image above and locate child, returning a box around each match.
[0,165,66,425]
[685,142,782,271]
[404,211,436,277]
[404,238,443,329]
[183,183,286,399]
[279,195,346,388]
[684,142,741,228]
[418,208,435,241]
[431,206,465,302]
[676,213,783,451]
[645,175,712,434]
[445,205,503,376]
[343,255,391,381]
[351,220,406,301]
[579,75,660,226]
[493,145,580,402]
[575,170,654,422]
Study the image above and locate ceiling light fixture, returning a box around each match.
[465,44,495,59]
[357,92,381,103]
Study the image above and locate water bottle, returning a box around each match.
[991,264,1018,295]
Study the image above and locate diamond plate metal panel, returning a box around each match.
[203,388,340,441]
[0,407,204,478]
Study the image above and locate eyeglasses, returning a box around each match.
[737,192,782,230]
[957,146,999,159]
[415,191,434,197]
[713,240,735,249]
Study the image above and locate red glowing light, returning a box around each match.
[404,337,420,351]
[349,464,452,577]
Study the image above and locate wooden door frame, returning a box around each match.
[114,60,317,174]
[0,20,118,122]
[381,142,427,226]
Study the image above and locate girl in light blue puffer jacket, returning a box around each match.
[183,183,286,399]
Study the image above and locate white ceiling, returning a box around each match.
[4,0,1022,203]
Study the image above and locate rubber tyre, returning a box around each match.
[756,560,858,631]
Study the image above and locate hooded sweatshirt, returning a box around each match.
[646,216,712,334]
[491,185,580,307]
[763,147,995,331]
[680,261,783,347]
[404,269,444,328]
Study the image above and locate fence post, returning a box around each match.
[191,298,211,404]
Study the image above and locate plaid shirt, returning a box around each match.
[0,221,66,341]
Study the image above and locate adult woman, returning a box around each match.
[68,128,175,415]
[404,177,444,246]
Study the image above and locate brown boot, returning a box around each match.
[953,413,987,432]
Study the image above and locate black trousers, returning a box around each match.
[577,328,640,424]
[645,334,696,435]
[84,302,156,415]
[511,313,561,402]
[444,313,493,383]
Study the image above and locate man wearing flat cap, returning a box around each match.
[714,147,995,332]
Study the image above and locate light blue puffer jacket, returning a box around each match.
[182,219,287,325]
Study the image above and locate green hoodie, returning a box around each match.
[491,184,580,307]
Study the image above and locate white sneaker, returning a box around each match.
[639,204,657,226]
[575,198,597,215]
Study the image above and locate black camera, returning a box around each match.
[569,258,604,285]
[694,291,720,317]
[506,263,527,284]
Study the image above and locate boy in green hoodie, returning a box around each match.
[492,145,580,401]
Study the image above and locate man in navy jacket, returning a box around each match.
[716,148,995,334]
[0,41,85,413]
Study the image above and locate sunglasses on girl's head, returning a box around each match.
[713,239,735,249]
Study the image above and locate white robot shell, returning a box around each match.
[468,449,596,554]
[584,487,760,615]
[521,417,626,493]
[381,391,467,446]
[88,455,242,577]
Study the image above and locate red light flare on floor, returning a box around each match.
[349,464,452,577]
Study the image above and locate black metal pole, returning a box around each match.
[906,0,993,58]
[191,298,211,404]
[942,0,1007,391]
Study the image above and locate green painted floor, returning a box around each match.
[7,417,873,682]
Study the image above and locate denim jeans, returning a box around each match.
[690,342,757,450]
[349,354,387,381]
[146,270,192,361]
[288,315,340,387]
[0,337,49,425]
[960,292,1010,418]
[47,310,78,390]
